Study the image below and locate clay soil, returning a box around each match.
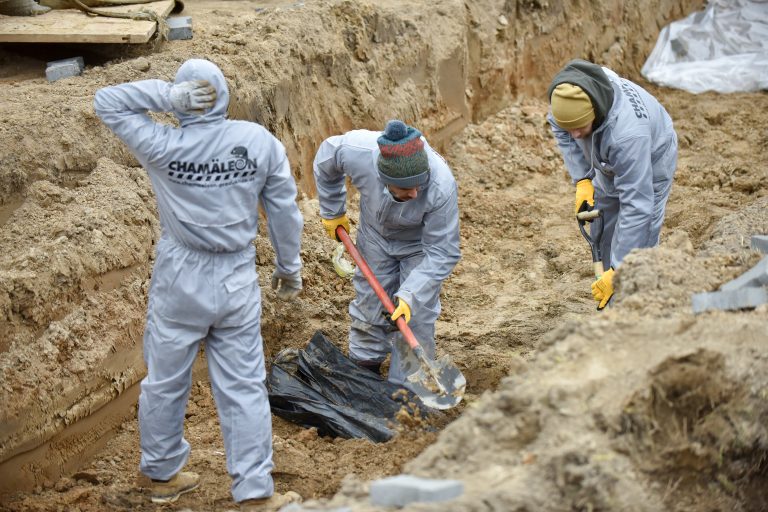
[1,0,767,511]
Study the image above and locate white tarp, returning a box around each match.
[641,0,768,94]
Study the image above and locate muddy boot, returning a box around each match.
[149,471,200,503]
[239,491,301,511]
[354,359,383,376]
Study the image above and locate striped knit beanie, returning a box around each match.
[376,120,430,188]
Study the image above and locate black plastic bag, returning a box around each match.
[267,330,429,442]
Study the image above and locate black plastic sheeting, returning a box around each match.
[267,330,429,443]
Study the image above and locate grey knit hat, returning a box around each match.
[376,120,430,188]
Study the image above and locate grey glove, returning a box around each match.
[169,80,217,114]
[271,270,302,301]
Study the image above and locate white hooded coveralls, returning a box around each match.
[548,67,678,270]
[313,130,460,386]
[94,59,302,502]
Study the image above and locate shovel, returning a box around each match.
[335,226,466,410]
[576,208,611,310]
[576,208,604,279]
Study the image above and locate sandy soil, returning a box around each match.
[1,0,767,511]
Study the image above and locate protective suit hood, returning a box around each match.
[174,59,229,127]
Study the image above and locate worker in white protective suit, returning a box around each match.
[94,59,302,511]
[547,59,678,309]
[313,120,460,387]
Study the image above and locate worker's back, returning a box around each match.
[95,59,300,253]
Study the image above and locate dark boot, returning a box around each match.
[354,359,382,376]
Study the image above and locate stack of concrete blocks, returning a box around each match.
[369,475,464,508]
[46,56,84,82]
[167,16,193,40]
[692,235,768,313]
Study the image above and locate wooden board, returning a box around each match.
[0,0,175,43]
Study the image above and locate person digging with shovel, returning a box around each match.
[547,59,678,309]
[313,119,461,393]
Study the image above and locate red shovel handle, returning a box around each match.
[336,226,420,350]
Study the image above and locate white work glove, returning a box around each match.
[169,80,217,115]
[271,270,302,301]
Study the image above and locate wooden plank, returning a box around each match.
[0,0,175,43]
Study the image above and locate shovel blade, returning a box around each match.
[405,354,466,410]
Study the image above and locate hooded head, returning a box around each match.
[547,59,614,130]
[376,120,430,188]
[173,58,229,126]
[550,83,595,130]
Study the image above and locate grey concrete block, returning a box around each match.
[279,506,351,512]
[46,57,84,82]
[47,56,84,71]
[752,235,768,254]
[167,16,193,40]
[720,256,768,291]
[692,286,768,314]
[369,475,464,508]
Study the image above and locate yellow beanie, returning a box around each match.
[550,83,595,130]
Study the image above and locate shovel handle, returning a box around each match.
[593,261,604,279]
[576,208,601,222]
[336,226,420,351]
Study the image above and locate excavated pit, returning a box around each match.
[1,0,768,511]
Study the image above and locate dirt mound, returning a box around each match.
[492,315,764,512]
[319,312,768,512]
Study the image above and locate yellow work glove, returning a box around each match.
[321,214,350,242]
[390,298,411,324]
[574,178,595,215]
[591,267,615,310]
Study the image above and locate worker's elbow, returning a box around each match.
[93,89,108,118]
